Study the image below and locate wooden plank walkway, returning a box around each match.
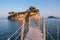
[24,27,44,40]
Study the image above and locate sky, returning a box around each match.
[0,0,60,18]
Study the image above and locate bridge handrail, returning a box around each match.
[15,32,22,40]
[7,25,23,40]
[15,25,28,40]
[47,31,54,40]
[42,17,55,40]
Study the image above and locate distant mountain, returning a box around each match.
[48,16,59,18]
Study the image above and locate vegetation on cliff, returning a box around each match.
[8,6,40,21]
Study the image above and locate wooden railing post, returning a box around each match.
[43,17,46,40]
[38,18,40,29]
[21,20,25,40]
[29,17,30,30]
[57,25,59,40]
[7,38,10,40]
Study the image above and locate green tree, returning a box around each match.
[29,6,39,13]
[29,6,36,12]
[9,12,17,15]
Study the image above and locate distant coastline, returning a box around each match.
[47,16,59,19]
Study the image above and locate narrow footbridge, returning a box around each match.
[7,18,54,40]
[7,22,44,40]
[24,26,44,40]
[7,17,44,40]
[7,11,54,40]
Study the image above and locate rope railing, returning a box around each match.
[7,21,29,40]
[42,17,55,40]
[15,24,28,40]
[47,31,54,40]
[15,32,22,40]
[7,25,23,40]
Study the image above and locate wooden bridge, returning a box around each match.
[8,6,55,40]
[24,26,44,40]
[7,10,47,40]
[7,6,58,40]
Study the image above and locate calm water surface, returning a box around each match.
[0,19,22,40]
[0,18,60,40]
[40,18,60,40]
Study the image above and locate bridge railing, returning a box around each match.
[7,22,29,40]
[42,17,59,40]
[42,17,54,40]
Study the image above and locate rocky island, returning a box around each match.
[8,6,40,21]
[48,16,59,18]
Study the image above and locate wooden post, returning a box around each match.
[38,19,40,29]
[29,17,30,30]
[7,38,10,40]
[43,17,46,40]
[42,17,44,33]
[50,26,52,40]
[21,19,25,40]
[57,25,59,40]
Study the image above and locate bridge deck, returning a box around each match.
[24,27,44,40]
